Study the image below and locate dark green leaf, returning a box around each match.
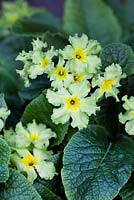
[0,169,42,200]
[62,125,134,200]
[43,32,68,50]
[22,91,69,146]
[0,138,10,183]
[36,175,67,200]
[95,98,119,139]
[34,182,61,200]
[12,12,62,36]
[63,0,122,45]
[19,75,50,100]
[100,43,134,76]
[120,175,134,200]
[0,35,32,94]
[106,0,128,31]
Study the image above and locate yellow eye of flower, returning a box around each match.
[28,132,39,141]
[130,111,134,117]
[54,65,68,81]
[65,96,81,111]
[72,73,85,83]
[40,57,49,68]
[21,153,39,170]
[9,15,18,24]
[73,46,87,62]
[101,79,117,93]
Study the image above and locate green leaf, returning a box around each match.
[0,93,7,108]
[0,35,32,94]
[63,0,122,45]
[19,75,50,100]
[100,43,134,76]
[12,12,62,36]
[0,35,33,128]
[22,91,69,146]
[36,175,67,200]
[0,169,42,200]
[43,32,68,50]
[34,182,61,200]
[62,125,134,200]
[95,98,119,139]
[0,137,10,183]
[106,0,128,31]
[120,175,134,200]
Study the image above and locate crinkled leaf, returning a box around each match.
[0,169,42,200]
[120,175,134,200]
[34,182,61,200]
[62,125,134,200]
[100,43,134,76]
[22,90,69,146]
[36,175,66,200]
[63,0,122,45]
[123,34,134,51]
[0,138,10,182]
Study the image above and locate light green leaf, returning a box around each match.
[22,91,69,146]
[101,43,134,76]
[0,137,10,182]
[62,125,134,200]
[63,0,122,45]
[0,169,42,200]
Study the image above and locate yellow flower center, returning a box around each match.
[28,132,39,141]
[54,65,68,81]
[130,111,134,117]
[65,96,81,111]
[72,72,85,83]
[9,15,18,24]
[101,79,117,93]
[73,46,88,62]
[21,153,39,170]
[40,57,50,68]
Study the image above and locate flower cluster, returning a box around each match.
[16,38,57,87]
[0,0,39,27]
[4,120,57,183]
[17,34,126,130]
[119,95,134,135]
[92,64,126,101]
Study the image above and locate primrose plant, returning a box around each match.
[2,33,134,200]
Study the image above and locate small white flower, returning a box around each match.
[15,120,56,149]
[47,82,99,129]
[61,34,101,76]
[50,57,73,89]
[92,63,126,101]
[10,148,56,183]
[119,95,134,135]
[16,38,57,87]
